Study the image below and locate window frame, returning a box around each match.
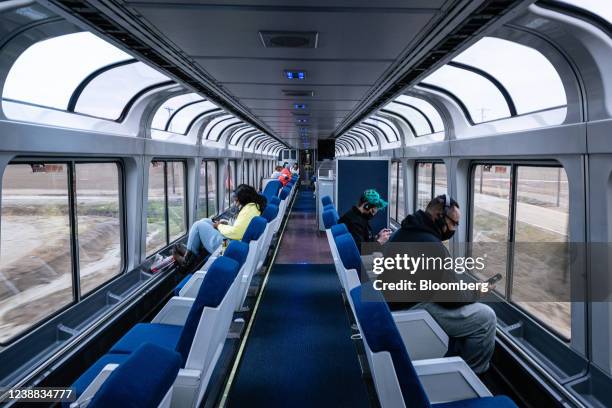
[146,159,188,258]
[198,159,218,219]
[413,160,446,211]
[226,159,237,209]
[0,157,126,346]
[390,160,401,223]
[468,160,571,341]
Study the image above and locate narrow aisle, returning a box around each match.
[226,187,370,407]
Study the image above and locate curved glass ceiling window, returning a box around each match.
[395,95,444,133]
[385,101,433,136]
[230,127,256,145]
[453,37,566,115]
[169,100,218,134]
[3,32,130,110]
[74,61,170,120]
[558,0,612,24]
[151,93,203,130]
[422,65,510,123]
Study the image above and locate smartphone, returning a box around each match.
[485,273,503,285]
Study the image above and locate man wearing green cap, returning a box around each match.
[338,189,392,249]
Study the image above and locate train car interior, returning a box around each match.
[0,0,611,407]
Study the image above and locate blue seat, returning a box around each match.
[174,274,192,295]
[321,195,333,207]
[71,354,131,404]
[323,203,335,212]
[108,256,239,365]
[351,283,517,408]
[331,223,349,237]
[322,209,339,229]
[262,180,282,201]
[270,196,281,206]
[261,204,279,222]
[279,186,291,200]
[335,233,361,272]
[224,240,249,269]
[87,343,181,408]
[242,216,266,243]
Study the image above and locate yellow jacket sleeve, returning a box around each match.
[217,203,261,240]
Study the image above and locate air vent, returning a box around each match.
[282,90,314,97]
[259,31,318,48]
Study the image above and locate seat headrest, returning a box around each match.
[224,240,249,268]
[262,204,279,222]
[321,195,332,207]
[334,233,361,271]
[322,209,339,229]
[88,343,181,408]
[263,180,282,200]
[331,223,349,237]
[242,216,267,243]
[350,283,430,408]
[175,256,239,365]
[279,187,291,200]
[323,203,335,212]
[270,196,281,206]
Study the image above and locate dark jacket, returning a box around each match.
[338,206,375,249]
[383,210,478,310]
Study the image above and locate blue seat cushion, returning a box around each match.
[262,180,282,200]
[110,323,183,354]
[224,240,249,268]
[322,209,339,229]
[89,343,181,408]
[331,223,348,237]
[279,187,291,200]
[433,396,517,408]
[174,256,239,365]
[351,283,430,408]
[335,233,361,271]
[321,195,332,206]
[270,196,281,206]
[174,274,192,295]
[242,216,266,243]
[262,204,278,222]
[70,353,130,404]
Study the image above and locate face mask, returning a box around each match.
[440,228,455,241]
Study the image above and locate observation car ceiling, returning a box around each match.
[41,0,531,148]
[1,29,281,150]
[337,34,568,154]
[557,0,612,24]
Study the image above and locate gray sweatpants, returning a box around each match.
[415,302,496,374]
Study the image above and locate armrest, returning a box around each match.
[392,310,449,360]
[70,364,118,408]
[152,296,194,325]
[179,271,208,298]
[201,254,218,270]
[414,357,492,402]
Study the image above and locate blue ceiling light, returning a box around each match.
[297,118,308,123]
[285,70,306,80]
[294,104,307,110]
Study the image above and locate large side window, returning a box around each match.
[0,160,124,344]
[397,162,405,222]
[197,160,218,219]
[226,160,237,209]
[390,161,399,222]
[75,163,122,296]
[470,163,570,339]
[415,161,447,211]
[146,160,186,256]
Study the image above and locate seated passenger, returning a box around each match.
[291,163,299,175]
[271,165,290,186]
[338,189,391,249]
[173,184,265,269]
[384,195,496,374]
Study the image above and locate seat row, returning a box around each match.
[320,196,518,408]
[67,174,299,408]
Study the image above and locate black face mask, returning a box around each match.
[363,211,374,220]
[435,214,455,241]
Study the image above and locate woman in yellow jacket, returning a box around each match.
[173,184,264,268]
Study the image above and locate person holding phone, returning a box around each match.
[382,195,497,375]
[338,189,391,250]
[173,184,265,270]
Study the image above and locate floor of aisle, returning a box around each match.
[226,187,370,407]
